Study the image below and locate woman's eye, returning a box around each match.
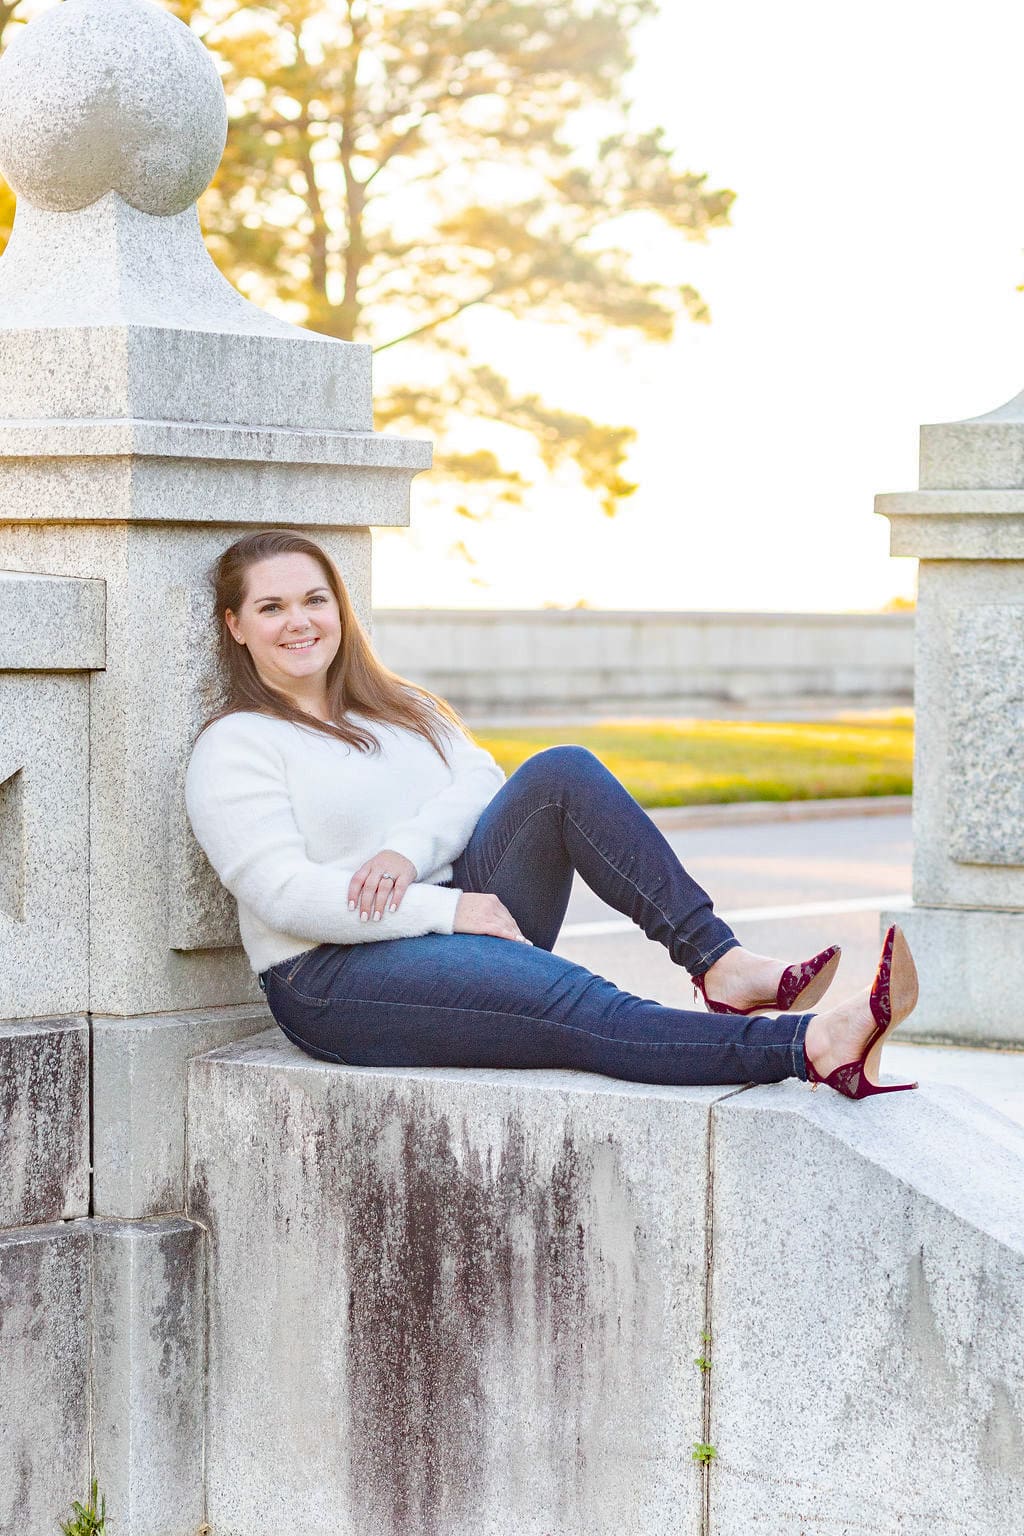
[258,597,326,613]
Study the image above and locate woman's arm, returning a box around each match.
[185,721,462,943]
[379,716,506,878]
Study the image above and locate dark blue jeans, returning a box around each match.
[259,746,812,1087]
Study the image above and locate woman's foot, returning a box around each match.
[802,925,919,1096]
[696,943,841,1015]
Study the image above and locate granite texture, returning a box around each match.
[948,603,1024,866]
[0,672,91,1020]
[709,1082,1024,1534]
[0,454,424,527]
[920,386,1024,490]
[0,1016,90,1229]
[0,200,301,335]
[0,1221,92,1535]
[0,417,427,466]
[93,1006,276,1218]
[187,1035,720,1536]
[910,560,1024,910]
[0,0,226,217]
[876,491,1024,558]
[0,570,105,670]
[92,1216,206,1535]
[0,316,373,434]
[881,904,1024,1047]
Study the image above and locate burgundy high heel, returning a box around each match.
[804,924,919,1098]
[693,944,841,1016]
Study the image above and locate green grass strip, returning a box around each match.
[475,711,913,810]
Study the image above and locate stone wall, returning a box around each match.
[371,608,914,714]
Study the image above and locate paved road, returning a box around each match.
[554,810,912,1018]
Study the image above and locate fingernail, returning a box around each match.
[390,902,398,912]
[348,900,355,910]
[373,911,381,921]
[360,911,368,922]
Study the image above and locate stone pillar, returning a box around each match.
[0,0,430,1208]
[877,394,1024,1045]
[0,2,430,1530]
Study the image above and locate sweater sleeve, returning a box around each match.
[379,713,507,879]
[184,718,462,943]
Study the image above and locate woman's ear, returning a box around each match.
[224,609,245,645]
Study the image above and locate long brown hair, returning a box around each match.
[194,529,467,764]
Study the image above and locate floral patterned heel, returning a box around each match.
[805,925,919,1099]
[694,944,841,1016]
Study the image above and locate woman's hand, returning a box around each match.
[348,850,418,923]
[453,893,533,944]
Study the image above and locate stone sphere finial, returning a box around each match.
[0,0,227,216]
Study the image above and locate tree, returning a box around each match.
[1,1,735,532]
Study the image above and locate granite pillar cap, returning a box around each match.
[0,0,227,216]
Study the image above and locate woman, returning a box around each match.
[185,529,920,1099]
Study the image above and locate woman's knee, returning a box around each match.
[524,743,602,781]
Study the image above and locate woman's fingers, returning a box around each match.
[387,873,413,914]
[348,855,416,922]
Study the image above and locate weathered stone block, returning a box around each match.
[881,904,1024,1047]
[0,1015,90,1229]
[0,671,91,1019]
[947,603,1024,866]
[0,1221,91,1535]
[910,559,1024,910]
[93,1004,275,1218]
[92,1217,206,1536]
[187,1034,722,1536]
[709,1082,1024,1534]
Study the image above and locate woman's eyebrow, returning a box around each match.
[254,586,331,602]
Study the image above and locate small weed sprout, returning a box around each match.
[692,1442,718,1465]
[59,1478,106,1535]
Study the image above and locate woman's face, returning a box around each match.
[225,552,343,701]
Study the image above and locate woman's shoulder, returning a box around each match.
[188,709,298,763]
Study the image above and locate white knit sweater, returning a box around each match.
[184,706,506,975]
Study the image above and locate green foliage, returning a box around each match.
[58,1478,106,1536]
[692,1442,718,1465]
[694,1355,711,1372]
[0,1,734,539]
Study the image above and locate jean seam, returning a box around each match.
[480,797,731,972]
[479,800,564,889]
[320,993,796,1055]
[694,935,740,973]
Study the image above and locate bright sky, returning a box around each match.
[372,0,1024,612]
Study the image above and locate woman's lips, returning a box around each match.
[280,636,320,651]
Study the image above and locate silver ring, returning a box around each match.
[380,873,395,880]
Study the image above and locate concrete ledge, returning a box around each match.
[0,1015,89,1229]
[709,1082,1024,1533]
[187,1033,726,1536]
[183,1042,1024,1534]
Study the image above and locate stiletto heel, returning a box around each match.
[694,944,841,1016]
[805,924,919,1099]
